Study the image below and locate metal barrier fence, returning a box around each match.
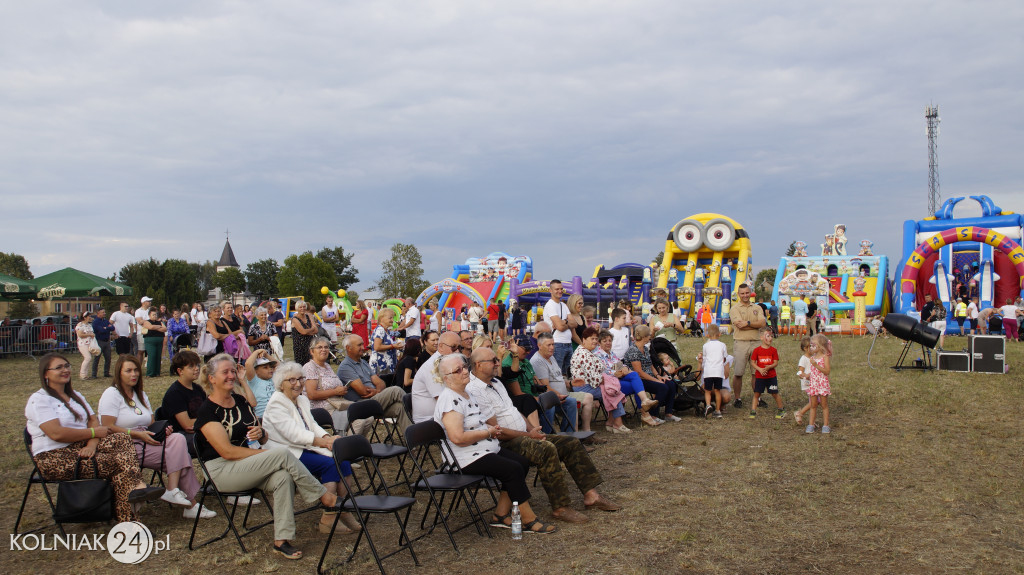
[0,323,76,358]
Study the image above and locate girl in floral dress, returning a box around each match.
[805,333,832,434]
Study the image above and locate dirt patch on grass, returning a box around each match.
[2,335,1023,574]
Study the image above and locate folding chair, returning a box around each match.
[14,428,64,535]
[318,435,419,575]
[187,432,274,552]
[537,391,595,442]
[141,409,170,489]
[404,421,492,552]
[345,400,411,494]
[310,407,335,435]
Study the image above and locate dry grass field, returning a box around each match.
[2,333,1023,575]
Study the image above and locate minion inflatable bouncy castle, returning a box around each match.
[657,214,754,322]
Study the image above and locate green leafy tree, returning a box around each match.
[191,260,219,296]
[212,267,247,300]
[316,246,359,289]
[278,252,336,309]
[373,243,430,299]
[753,268,778,302]
[118,258,163,303]
[652,251,665,266]
[161,259,201,308]
[10,301,38,318]
[245,258,280,298]
[0,252,33,279]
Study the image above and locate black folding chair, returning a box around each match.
[310,407,335,435]
[404,421,492,551]
[141,409,170,489]
[345,400,411,494]
[14,428,64,535]
[317,435,419,575]
[537,391,595,442]
[187,432,274,552]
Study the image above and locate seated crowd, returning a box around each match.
[24,293,728,562]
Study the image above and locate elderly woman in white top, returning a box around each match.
[262,361,360,534]
[98,355,214,519]
[302,336,350,431]
[75,311,98,379]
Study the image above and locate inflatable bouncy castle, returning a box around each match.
[895,195,1024,331]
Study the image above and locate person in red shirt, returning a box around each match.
[749,327,784,419]
[486,298,501,340]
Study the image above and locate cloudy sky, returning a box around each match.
[3,1,1022,293]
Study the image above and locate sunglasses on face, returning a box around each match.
[47,363,72,371]
[445,365,468,376]
[127,399,143,416]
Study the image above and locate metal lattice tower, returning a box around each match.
[926,105,941,215]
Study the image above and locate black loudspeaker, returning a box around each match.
[968,335,1006,374]
[882,313,941,349]
[937,352,971,372]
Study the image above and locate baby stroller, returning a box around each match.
[666,364,706,417]
[685,317,703,337]
[316,325,341,364]
[172,332,196,355]
[649,336,682,368]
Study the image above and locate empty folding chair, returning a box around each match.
[318,435,419,575]
[345,400,411,494]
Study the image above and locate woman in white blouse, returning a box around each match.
[262,361,360,534]
[25,353,164,523]
[98,355,215,519]
[74,311,97,379]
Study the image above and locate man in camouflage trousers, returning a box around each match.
[466,347,621,524]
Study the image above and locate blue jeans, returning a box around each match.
[299,449,352,484]
[618,371,645,406]
[554,343,573,377]
[540,396,580,433]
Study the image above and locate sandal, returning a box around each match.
[489,512,512,529]
[273,541,303,560]
[523,518,558,535]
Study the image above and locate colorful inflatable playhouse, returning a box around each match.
[656,213,754,322]
[416,252,533,326]
[508,263,655,321]
[770,224,892,333]
[895,195,1024,332]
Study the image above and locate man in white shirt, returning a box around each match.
[320,294,339,344]
[543,279,573,375]
[398,298,421,340]
[467,302,484,333]
[134,296,153,362]
[410,331,462,423]
[467,347,620,523]
[109,302,136,357]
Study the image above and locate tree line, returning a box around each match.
[2,243,432,316]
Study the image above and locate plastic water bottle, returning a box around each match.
[510,501,522,540]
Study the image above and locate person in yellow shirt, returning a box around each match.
[954,297,969,336]
[779,300,792,336]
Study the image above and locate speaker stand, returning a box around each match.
[892,340,935,371]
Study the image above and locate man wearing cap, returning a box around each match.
[135,296,153,363]
[336,334,412,432]
[245,349,278,418]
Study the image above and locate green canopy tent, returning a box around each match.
[0,272,39,299]
[29,267,133,299]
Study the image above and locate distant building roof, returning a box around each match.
[218,240,239,268]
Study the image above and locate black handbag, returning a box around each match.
[54,457,115,523]
[147,420,170,442]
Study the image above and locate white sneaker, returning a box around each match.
[160,488,193,508]
[225,495,261,506]
[184,503,216,519]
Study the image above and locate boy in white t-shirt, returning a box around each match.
[700,324,730,418]
[794,336,813,424]
[608,308,631,358]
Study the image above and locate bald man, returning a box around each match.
[336,334,412,432]
[411,331,462,423]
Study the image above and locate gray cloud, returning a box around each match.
[1,1,1021,290]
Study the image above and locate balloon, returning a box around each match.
[320,286,329,295]
[337,289,346,298]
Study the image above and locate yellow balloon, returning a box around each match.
[320,286,329,295]
[337,289,346,298]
